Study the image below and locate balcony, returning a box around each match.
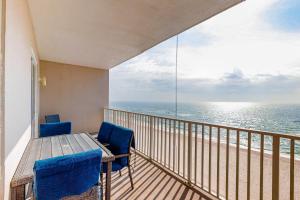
[104,108,300,200]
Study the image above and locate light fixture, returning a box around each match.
[39,76,47,87]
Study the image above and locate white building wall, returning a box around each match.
[4,0,39,199]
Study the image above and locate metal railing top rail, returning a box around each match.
[105,107,300,140]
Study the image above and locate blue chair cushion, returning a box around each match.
[39,122,71,138]
[33,149,102,200]
[109,126,133,167]
[102,161,123,172]
[97,122,115,144]
[45,114,60,123]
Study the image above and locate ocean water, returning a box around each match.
[110,101,300,135]
[110,102,300,155]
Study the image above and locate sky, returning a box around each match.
[110,0,300,103]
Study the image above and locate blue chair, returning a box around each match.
[45,114,60,123]
[33,149,102,200]
[97,121,115,144]
[39,122,71,137]
[101,125,134,189]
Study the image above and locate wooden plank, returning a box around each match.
[66,134,83,153]
[40,137,52,160]
[80,133,99,150]
[59,135,73,155]
[51,136,63,157]
[73,133,91,151]
[23,139,42,177]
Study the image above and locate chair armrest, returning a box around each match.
[114,153,131,159]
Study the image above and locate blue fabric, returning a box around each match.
[33,149,102,200]
[102,161,123,172]
[45,114,60,123]
[97,121,115,144]
[39,122,71,137]
[102,125,133,173]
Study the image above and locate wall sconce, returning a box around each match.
[39,76,47,87]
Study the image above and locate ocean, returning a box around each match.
[110,101,300,155]
[110,101,300,135]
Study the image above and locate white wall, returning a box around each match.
[4,0,39,199]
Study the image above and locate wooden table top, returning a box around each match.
[11,133,114,188]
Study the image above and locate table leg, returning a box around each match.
[105,162,112,200]
[11,185,25,200]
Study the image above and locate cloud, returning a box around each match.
[110,0,300,103]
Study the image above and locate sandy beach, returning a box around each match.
[135,131,300,200]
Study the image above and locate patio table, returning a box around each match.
[10,133,115,200]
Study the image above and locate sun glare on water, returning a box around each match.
[210,102,255,112]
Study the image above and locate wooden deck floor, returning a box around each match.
[108,153,207,200]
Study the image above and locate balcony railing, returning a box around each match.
[104,108,300,200]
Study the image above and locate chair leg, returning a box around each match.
[119,170,122,177]
[100,172,103,199]
[128,166,134,190]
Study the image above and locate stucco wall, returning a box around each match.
[39,61,109,133]
[4,0,39,199]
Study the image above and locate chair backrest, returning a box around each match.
[97,121,115,144]
[45,114,60,123]
[39,122,71,137]
[109,125,133,167]
[33,149,102,200]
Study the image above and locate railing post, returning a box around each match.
[113,110,116,123]
[149,116,153,160]
[272,136,280,200]
[187,122,192,185]
[127,112,130,128]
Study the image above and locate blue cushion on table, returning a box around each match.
[109,126,133,167]
[33,149,102,200]
[97,121,115,144]
[39,122,71,137]
[45,114,60,123]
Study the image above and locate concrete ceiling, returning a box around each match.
[28,0,242,69]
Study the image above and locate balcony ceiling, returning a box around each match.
[28,0,242,69]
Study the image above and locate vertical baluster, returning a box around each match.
[236,130,240,200]
[153,117,156,160]
[272,136,280,200]
[290,139,295,200]
[178,121,181,175]
[209,126,212,192]
[144,115,147,154]
[113,110,116,123]
[260,134,264,200]
[247,132,252,200]
[188,122,192,184]
[127,112,130,128]
[148,116,151,157]
[226,129,230,200]
[173,120,176,172]
[194,124,198,185]
[140,115,143,153]
[201,125,204,188]
[164,119,167,166]
[160,118,163,163]
[156,118,160,162]
[217,127,220,197]
[169,119,171,168]
[183,122,186,178]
